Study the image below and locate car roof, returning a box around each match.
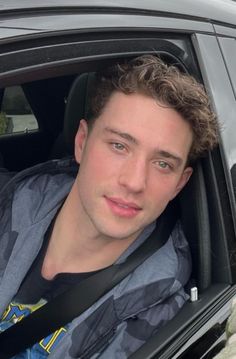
[0,0,236,27]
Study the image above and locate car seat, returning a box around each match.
[50,72,96,159]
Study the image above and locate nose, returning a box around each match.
[118,156,147,193]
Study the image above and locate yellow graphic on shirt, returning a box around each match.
[1,301,67,353]
[2,299,46,322]
[39,327,67,353]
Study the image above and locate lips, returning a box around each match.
[105,196,142,218]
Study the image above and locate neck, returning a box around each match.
[42,181,138,280]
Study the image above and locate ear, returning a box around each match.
[171,167,193,200]
[74,119,88,164]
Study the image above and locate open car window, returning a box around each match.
[0,86,38,135]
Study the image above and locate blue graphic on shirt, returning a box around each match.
[0,301,67,358]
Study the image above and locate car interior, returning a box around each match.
[0,48,234,357]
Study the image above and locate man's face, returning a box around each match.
[74,92,193,241]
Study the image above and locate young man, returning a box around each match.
[0,55,218,358]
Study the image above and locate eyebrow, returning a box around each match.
[104,127,139,145]
[155,150,183,167]
[104,126,183,166]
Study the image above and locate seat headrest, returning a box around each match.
[64,72,96,154]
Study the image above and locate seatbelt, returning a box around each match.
[0,203,177,359]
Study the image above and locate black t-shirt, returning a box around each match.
[15,221,100,304]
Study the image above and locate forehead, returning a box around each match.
[92,92,193,161]
[96,92,190,134]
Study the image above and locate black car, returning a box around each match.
[0,0,236,358]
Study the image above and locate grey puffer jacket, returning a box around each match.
[0,158,192,358]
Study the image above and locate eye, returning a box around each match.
[158,160,169,169]
[154,160,172,172]
[112,142,125,151]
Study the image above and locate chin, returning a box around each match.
[99,225,142,241]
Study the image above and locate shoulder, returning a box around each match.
[0,158,77,195]
[114,222,191,301]
[0,168,16,190]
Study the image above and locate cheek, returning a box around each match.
[81,145,116,181]
[147,176,180,203]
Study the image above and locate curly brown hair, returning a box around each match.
[88,55,219,163]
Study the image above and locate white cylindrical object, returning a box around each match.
[190,287,198,302]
